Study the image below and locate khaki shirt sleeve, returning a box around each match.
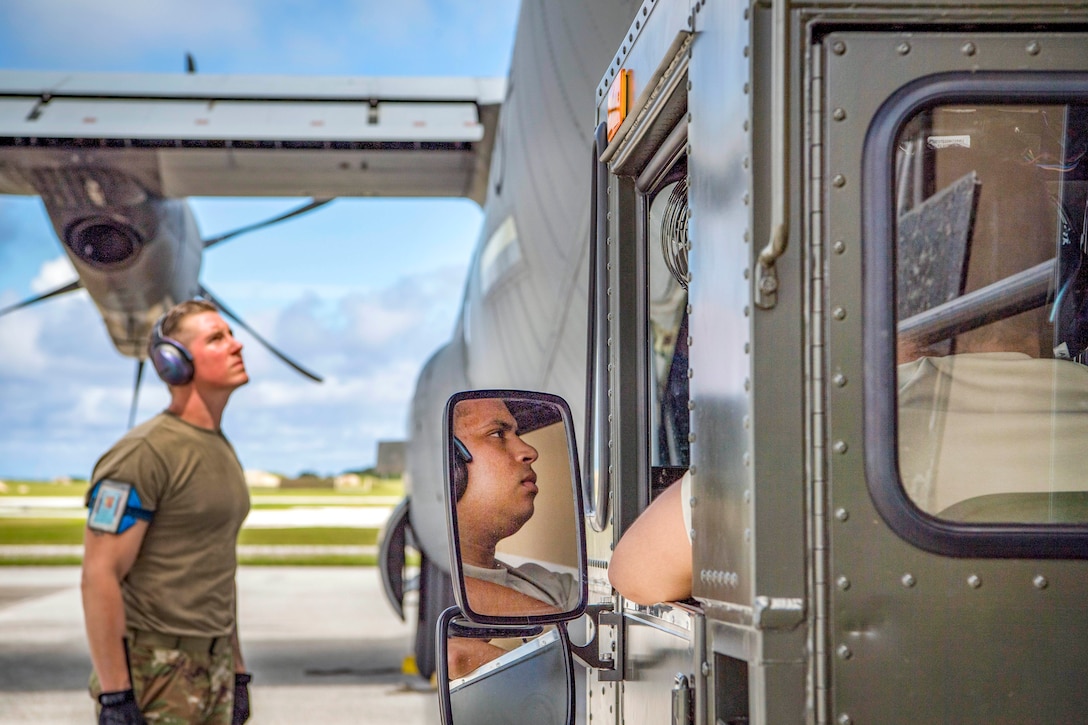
[89,438,170,512]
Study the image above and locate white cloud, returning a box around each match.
[0,285,149,477]
[0,301,49,373]
[345,300,426,347]
[250,357,419,406]
[30,255,77,293]
[0,255,467,478]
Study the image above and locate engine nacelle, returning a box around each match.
[64,214,143,268]
[33,166,203,358]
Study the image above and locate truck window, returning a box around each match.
[646,158,690,491]
[894,100,1088,524]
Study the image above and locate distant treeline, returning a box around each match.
[277,468,399,490]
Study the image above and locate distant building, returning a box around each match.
[334,473,367,491]
[280,474,333,489]
[375,441,406,477]
[245,470,282,488]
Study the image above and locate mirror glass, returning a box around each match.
[438,608,573,725]
[445,391,586,623]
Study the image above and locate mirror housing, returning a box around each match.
[443,390,587,625]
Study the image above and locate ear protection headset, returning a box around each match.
[149,315,195,385]
[453,437,472,501]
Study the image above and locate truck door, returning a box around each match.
[821,27,1088,723]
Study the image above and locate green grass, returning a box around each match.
[0,480,90,496]
[0,523,407,567]
[251,479,404,498]
[1,556,84,566]
[0,519,85,545]
[238,527,379,546]
[249,502,391,510]
[1,480,405,499]
[0,554,394,567]
[0,481,407,565]
[240,554,379,566]
[0,521,382,547]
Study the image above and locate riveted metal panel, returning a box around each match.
[822,24,1088,724]
[596,0,695,135]
[689,1,810,722]
[687,0,756,617]
[744,0,809,614]
[619,605,698,723]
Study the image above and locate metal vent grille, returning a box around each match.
[660,176,689,289]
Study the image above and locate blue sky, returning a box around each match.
[0,0,520,479]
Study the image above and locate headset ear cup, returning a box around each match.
[149,318,194,385]
[453,454,468,502]
[452,437,471,501]
[151,342,194,385]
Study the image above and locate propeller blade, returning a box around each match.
[0,279,83,318]
[202,198,333,249]
[199,285,323,383]
[129,359,145,429]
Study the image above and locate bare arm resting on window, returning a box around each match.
[608,477,693,605]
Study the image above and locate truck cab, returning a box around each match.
[436,1,1088,723]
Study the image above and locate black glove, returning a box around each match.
[98,689,145,725]
[232,672,252,725]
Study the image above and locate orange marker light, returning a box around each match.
[606,70,632,142]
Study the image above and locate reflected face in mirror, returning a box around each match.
[454,398,540,568]
[449,394,583,619]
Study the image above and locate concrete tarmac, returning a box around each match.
[0,566,437,724]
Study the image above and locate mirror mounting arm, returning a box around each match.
[568,603,624,681]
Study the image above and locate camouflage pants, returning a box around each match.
[89,632,235,725]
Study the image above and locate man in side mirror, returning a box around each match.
[453,398,580,614]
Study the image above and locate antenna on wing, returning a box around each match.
[185,53,197,74]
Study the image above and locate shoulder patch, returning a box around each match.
[88,480,131,533]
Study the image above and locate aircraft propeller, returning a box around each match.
[202,199,332,249]
[129,359,145,430]
[0,279,83,318]
[198,285,323,383]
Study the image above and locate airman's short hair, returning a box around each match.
[161,299,219,342]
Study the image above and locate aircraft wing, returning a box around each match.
[0,71,504,204]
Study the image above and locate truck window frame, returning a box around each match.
[863,70,1088,559]
[585,122,611,532]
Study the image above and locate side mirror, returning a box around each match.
[443,390,587,624]
[437,606,574,725]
